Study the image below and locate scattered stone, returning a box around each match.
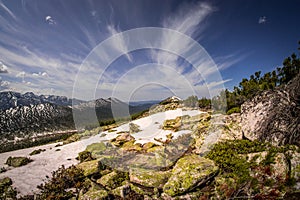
[110,132,134,147]
[29,149,46,156]
[100,133,107,137]
[121,141,143,152]
[79,187,108,200]
[142,142,157,151]
[163,116,182,131]
[55,143,63,147]
[129,123,141,134]
[0,167,7,173]
[5,156,32,167]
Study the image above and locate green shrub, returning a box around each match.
[0,177,17,199]
[37,165,86,199]
[226,106,241,115]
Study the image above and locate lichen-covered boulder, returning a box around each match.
[76,160,100,177]
[289,150,300,189]
[78,150,94,162]
[163,116,182,131]
[163,154,218,196]
[85,142,106,158]
[121,141,143,152]
[110,184,131,198]
[97,170,129,190]
[110,132,135,147]
[5,156,32,167]
[142,142,157,151]
[219,113,242,141]
[79,187,108,200]
[129,168,171,189]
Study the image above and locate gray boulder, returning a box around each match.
[241,73,300,146]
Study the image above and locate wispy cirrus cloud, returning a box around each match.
[0,0,244,100]
[0,0,17,20]
[107,24,133,62]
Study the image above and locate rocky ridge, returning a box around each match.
[22,95,299,199]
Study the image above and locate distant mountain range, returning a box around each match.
[0,91,84,111]
[0,91,159,152]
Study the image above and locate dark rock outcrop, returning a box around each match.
[241,73,300,146]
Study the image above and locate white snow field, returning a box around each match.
[0,108,204,195]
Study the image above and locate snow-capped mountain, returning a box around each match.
[0,91,159,152]
[0,91,85,111]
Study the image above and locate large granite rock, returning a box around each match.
[163,154,218,196]
[241,73,300,146]
[76,160,101,177]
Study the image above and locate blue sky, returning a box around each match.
[0,0,299,101]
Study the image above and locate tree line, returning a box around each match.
[188,41,300,114]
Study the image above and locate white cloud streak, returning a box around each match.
[107,24,133,62]
[0,0,17,20]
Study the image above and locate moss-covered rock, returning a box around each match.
[85,142,107,158]
[78,150,94,162]
[129,183,153,196]
[142,142,157,151]
[97,170,129,190]
[110,184,131,198]
[290,151,300,189]
[146,145,163,153]
[29,149,46,156]
[110,132,135,147]
[129,168,171,189]
[79,187,108,200]
[5,156,32,167]
[77,160,101,177]
[121,141,143,152]
[163,154,218,196]
[163,116,182,131]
